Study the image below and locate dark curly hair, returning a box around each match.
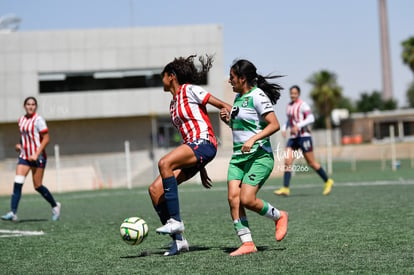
[161,54,214,85]
[231,59,283,104]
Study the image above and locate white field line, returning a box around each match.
[0,229,45,238]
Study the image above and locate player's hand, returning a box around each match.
[241,138,255,153]
[200,167,212,189]
[281,130,287,138]
[220,108,230,124]
[290,125,299,135]
[28,154,39,162]
[15,144,22,152]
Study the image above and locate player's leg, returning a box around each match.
[240,151,288,242]
[228,179,256,256]
[155,144,197,235]
[274,146,294,196]
[148,169,187,223]
[226,160,256,256]
[32,166,61,220]
[302,137,334,195]
[149,169,190,256]
[1,162,30,221]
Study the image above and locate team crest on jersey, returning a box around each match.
[242,97,249,107]
[173,117,182,127]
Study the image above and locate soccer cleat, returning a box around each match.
[163,238,189,256]
[323,179,334,195]
[1,211,18,221]
[229,241,257,256]
[274,187,290,196]
[156,218,185,235]
[52,202,61,221]
[275,210,288,241]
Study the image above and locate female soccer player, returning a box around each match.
[219,59,288,256]
[273,85,334,196]
[148,55,232,256]
[1,97,61,222]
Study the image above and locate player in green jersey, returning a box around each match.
[220,59,288,256]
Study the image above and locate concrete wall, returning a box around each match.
[0,24,224,122]
[0,24,228,158]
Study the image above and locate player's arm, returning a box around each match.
[207,95,232,112]
[241,112,280,153]
[15,138,22,152]
[207,95,232,125]
[296,112,315,129]
[281,120,289,138]
[29,131,49,162]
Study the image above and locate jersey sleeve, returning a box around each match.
[35,116,48,134]
[300,101,312,116]
[188,85,211,105]
[253,90,274,116]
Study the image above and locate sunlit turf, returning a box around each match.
[0,161,413,274]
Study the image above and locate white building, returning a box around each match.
[0,24,225,159]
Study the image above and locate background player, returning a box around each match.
[220,59,288,256]
[1,97,61,222]
[148,55,232,256]
[274,85,334,196]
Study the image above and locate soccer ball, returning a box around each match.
[120,217,149,245]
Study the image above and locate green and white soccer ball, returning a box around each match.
[120,217,149,245]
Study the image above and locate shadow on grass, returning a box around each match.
[120,245,211,258]
[17,218,49,223]
[222,245,287,254]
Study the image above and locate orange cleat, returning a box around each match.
[229,241,257,256]
[275,210,288,241]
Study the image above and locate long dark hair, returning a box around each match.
[161,54,214,85]
[231,59,283,104]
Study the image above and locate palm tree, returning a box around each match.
[401,36,414,75]
[307,70,343,129]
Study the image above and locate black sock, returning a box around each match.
[283,171,291,187]
[316,167,329,182]
[35,185,57,208]
[11,182,23,214]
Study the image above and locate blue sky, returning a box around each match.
[1,0,414,108]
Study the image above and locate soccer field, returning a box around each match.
[0,163,413,274]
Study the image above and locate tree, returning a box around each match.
[307,70,342,129]
[407,81,414,108]
[402,36,414,75]
[336,96,356,113]
[356,91,397,112]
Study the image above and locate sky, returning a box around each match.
[1,0,414,110]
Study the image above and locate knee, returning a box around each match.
[227,193,239,207]
[148,182,161,198]
[157,157,171,173]
[240,195,255,209]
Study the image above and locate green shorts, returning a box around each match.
[227,149,274,187]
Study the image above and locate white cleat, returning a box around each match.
[156,218,185,235]
[52,202,61,221]
[163,238,189,256]
[1,211,18,221]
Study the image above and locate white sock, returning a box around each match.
[260,200,281,221]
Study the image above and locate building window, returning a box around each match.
[39,68,163,93]
[39,68,208,93]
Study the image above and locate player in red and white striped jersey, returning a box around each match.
[274,85,334,196]
[148,55,231,256]
[1,97,61,222]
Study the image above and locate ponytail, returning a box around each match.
[256,74,283,105]
[231,59,283,105]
